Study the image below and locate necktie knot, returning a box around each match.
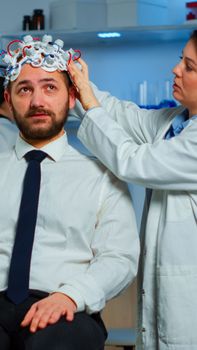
[25,150,47,163]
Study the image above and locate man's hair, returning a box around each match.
[0,64,6,106]
[62,71,72,87]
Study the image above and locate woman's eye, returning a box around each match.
[186,65,193,71]
[179,56,194,72]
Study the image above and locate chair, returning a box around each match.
[105,328,136,350]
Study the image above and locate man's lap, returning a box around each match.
[0,291,107,350]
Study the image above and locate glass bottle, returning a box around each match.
[32,9,45,30]
[23,15,32,31]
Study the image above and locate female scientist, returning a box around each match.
[68,29,197,350]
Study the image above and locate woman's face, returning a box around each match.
[173,39,197,116]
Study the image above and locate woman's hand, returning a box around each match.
[68,58,100,111]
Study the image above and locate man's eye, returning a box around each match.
[19,87,30,93]
[47,85,56,91]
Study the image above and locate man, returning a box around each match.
[0,68,18,151]
[0,35,139,350]
[67,30,197,350]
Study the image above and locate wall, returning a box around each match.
[0,0,50,33]
[167,0,186,24]
[83,40,182,98]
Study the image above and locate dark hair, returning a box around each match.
[0,64,6,106]
[0,76,5,106]
[62,71,72,87]
[190,30,197,51]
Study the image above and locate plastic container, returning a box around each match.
[50,0,106,31]
[32,9,45,30]
[106,0,167,27]
[186,2,197,20]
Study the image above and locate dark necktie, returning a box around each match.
[7,150,47,304]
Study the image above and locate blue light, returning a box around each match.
[97,32,121,39]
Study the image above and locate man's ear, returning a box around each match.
[4,89,13,112]
[68,85,76,109]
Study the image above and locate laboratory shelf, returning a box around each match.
[0,23,196,47]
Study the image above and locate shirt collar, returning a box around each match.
[172,109,197,129]
[15,131,69,162]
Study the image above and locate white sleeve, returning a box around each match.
[70,82,183,144]
[78,106,197,191]
[56,172,140,313]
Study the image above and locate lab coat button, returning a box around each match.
[142,289,145,295]
[142,327,146,332]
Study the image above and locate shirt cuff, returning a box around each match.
[55,285,85,312]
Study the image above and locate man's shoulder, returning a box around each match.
[68,143,106,169]
[68,144,127,189]
[68,143,117,176]
[0,148,15,161]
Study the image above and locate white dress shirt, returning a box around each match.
[0,132,139,314]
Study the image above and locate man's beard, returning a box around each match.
[12,104,69,141]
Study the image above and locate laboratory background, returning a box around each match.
[0,0,195,349]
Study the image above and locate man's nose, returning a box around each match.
[30,90,45,108]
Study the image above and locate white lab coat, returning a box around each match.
[72,85,197,349]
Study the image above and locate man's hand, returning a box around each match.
[68,58,100,111]
[21,292,77,333]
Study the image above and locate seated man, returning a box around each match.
[0,35,139,350]
[0,67,18,151]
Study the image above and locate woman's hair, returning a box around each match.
[190,30,197,52]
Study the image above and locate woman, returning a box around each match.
[68,30,197,350]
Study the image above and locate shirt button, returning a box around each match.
[142,327,146,332]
